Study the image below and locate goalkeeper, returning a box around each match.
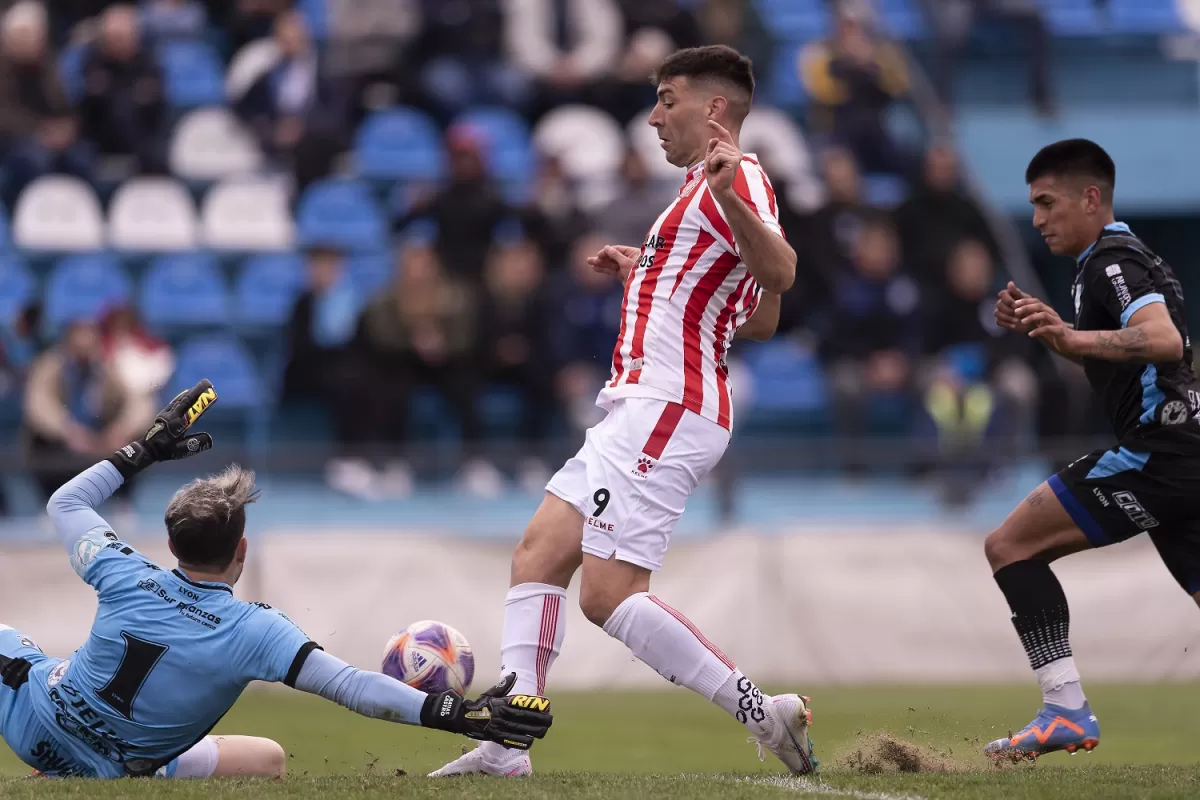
[0,380,552,779]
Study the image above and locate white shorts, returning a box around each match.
[547,397,729,571]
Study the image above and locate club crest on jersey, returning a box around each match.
[46,660,69,688]
[632,455,655,478]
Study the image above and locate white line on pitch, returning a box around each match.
[723,775,928,800]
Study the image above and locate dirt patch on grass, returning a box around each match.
[835,732,968,774]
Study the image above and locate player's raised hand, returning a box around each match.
[704,120,741,194]
[995,281,1038,334]
[587,244,639,282]
[107,380,217,479]
[421,673,553,750]
[1015,297,1078,355]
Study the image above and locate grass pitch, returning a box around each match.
[3,684,1200,798]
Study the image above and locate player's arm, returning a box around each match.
[704,122,796,294]
[995,281,1083,364]
[289,650,552,750]
[1062,303,1182,363]
[49,380,217,581]
[735,290,779,341]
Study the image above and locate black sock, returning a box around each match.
[993,559,1072,670]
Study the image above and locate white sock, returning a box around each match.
[499,583,566,696]
[1037,656,1086,710]
[602,592,774,738]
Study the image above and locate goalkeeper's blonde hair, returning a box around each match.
[165,465,259,567]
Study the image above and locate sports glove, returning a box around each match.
[106,379,217,480]
[419,672,553,750]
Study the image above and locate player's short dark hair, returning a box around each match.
[166,465,258,569]
[1025,139,1115,202]
[654,45,755,113]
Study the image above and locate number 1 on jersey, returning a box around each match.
[96,632,169,720]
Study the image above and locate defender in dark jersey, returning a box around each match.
[982,139,1200,760]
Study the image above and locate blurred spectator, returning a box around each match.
[893,142,999,288]
[594,148,677,250]
[359,245,501,498]
[223,0,291,53]
[407,123,509,279]
[476,237,556,490]
[414,0,530,117]
[921,239,1037,503]
[821,215,921,469]
[591,0,702,124]
[281,244,371,497]
[801,1,910,174]
[522,153,589,269]
[142,0,207,41]
[80,4,168,174]
[919,0,1052,115]
[98,305,174,399]
[234,10,351,193]
[0,1,94,210]
[800,148,873,313]
[0,302,41,402]
[504,0,623,120]
[550,233,624,435]
[21,318,153,501]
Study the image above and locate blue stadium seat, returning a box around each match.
[297,0,329,39]
[235,253,305,327]
[44,255,133,331]
[346,252,393,297]
[454,107,534,183]
[766,45,807,109]
[1111,0,1184,34]
[757,0,828,41]
[158,41,225,109]
[58,43,86,103]
[744,340,828,414]
[355,107,446,183]
[1043,0,1104,36]
[296,179,388,253]
[168,334,262,408]
[140,253,230,330]
[0,256,34,324]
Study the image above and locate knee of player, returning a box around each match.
[578,583,620,628]
[984,527,1018,571]
[262,739,286,779]
[512,530,579,586]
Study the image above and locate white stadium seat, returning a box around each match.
[108,177,199,252]
[170,108,264,181]
[740,106,823,213]
[12,175,105,251]
[533,105,625,181]
[201,177,294,251]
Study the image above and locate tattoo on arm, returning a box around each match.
[1027,489,1046,507]
[1089,326,1152,361]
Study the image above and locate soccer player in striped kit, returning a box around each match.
[433,45,816,778]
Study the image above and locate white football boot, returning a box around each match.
[428,743,532,777]
[750,694,819,775]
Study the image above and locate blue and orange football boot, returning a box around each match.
[984,702,1100,761]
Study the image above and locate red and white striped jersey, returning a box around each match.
[598,154,782,431]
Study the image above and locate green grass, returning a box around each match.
[4,684,1200,798]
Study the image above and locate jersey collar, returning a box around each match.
[172,568,234,595]
[1077,221,1132,263]
[680,152,759,190]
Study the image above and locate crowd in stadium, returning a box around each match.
[0,0,1083,510]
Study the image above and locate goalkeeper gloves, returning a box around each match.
[420,673,553,750]
[107,379,217,480]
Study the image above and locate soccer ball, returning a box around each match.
[382,620,475,694]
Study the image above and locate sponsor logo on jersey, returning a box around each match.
[30,740,79,775]
[585,516,614,532]
[19,635,40,652]
[1092,488,1110,507]
[46,659,69,687]
[47,683,131,763]
[1160,400,1189,425]
[1072,281,1083,318]
[1113,490,1159,530]
[1107,266,1133,309]
[632,455,655,479]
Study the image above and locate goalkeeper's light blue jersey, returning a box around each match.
[16,462,317,777]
